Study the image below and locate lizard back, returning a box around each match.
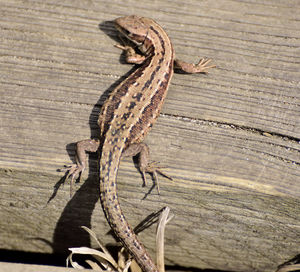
[98,15,174,272]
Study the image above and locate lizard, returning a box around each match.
[65,15,215,272]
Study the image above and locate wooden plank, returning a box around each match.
[0,0,299,272]
[0,262,91,272]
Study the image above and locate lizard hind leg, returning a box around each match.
[122,143,172,194]
[64,139,100,195]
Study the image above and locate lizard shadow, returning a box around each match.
[51,20,148,256]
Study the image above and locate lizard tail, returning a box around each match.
[99,148,159,272]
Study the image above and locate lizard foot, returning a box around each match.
[142,161,172,194]
[174,58,216,73]
[60,164,84,196]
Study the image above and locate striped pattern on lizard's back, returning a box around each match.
[98,15,174,272]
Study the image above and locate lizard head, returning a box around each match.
[114,15,158,54]
[115,15,149,44]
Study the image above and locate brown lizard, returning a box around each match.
[66,15,215,272]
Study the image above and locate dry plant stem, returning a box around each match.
[156,207,174,272]
[66,207,173,271]
[276,264,300,272]
[67,226,121,271]
[68,247,118,271]
[81,226,112,258]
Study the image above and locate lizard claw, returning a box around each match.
[60,164,84,196]
[142,161,172,194]
[194,58,216,73]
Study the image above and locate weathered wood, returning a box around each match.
[0,262,92,272]
[0,1,299,272]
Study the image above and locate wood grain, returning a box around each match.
[0,1,299,271]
